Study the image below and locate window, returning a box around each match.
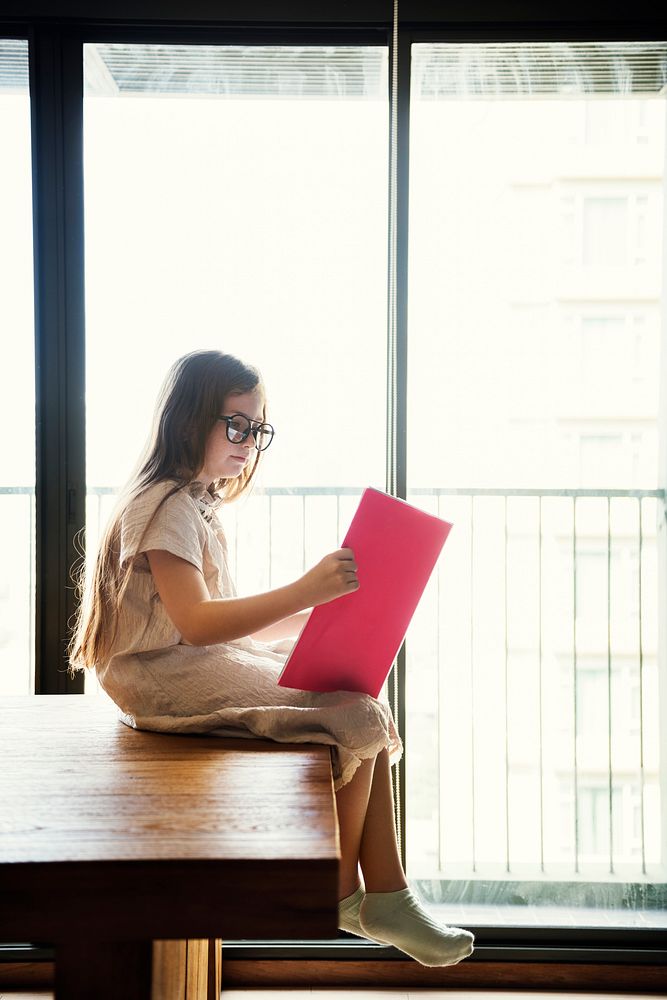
[406,39,666,918]
[4,13,667,954]
[0,39,34,695]
[583,197,628,266]
[83,41,389,657]
[580,316,627,380]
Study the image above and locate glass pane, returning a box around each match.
[83,44,388,674]
[407,40,666,926]
[0,39,35,695]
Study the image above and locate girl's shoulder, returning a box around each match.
[119,479,208,570]
[130,477,187,508]
[123,479,186,522]
[128,478,221,532]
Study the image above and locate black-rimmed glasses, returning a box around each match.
[217,413,275,452]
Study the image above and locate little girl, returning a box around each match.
[69,349,474,967]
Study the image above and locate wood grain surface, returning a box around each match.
[0,696,339,942]
[151,938,222,999]
[219,958,667,992]
[3,958,667,994]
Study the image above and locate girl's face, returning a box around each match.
[196,388,265,484]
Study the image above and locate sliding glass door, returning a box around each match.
[4,10,666,951]
[83,41,389,642]
[0,39,35,695]
[406,40,666,925]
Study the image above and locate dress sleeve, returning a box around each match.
[119,483,207,574]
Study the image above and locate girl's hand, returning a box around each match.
[297,548,359,607]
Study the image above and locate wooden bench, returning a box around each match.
[0,695,339,999]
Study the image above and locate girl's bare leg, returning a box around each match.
[355,749,474,966]
[334,755,376,900]
[338,748,473,967]
[358,748,408,892]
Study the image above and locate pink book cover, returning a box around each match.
[277,487,452,698]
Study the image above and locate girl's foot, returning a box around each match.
[338,885,380,942]
[359,887,474,966]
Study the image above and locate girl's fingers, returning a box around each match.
[337,548,357,571]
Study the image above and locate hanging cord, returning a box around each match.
[386,0,403,859]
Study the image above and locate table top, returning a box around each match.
[0,695,339,941]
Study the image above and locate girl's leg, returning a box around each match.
[338,748,404,941]
[334,755,376,900]
[355,748,474,967]
[358,748,408,892]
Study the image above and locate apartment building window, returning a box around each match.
[0,39,34,696]
[577,785,623,860]
[578,311,656,390]
[583,197,628,267]
[580,316,627,382]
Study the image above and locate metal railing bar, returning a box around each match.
[639,497,647,876]
[437,492,443,871]
[538,495,545,874]
[97,491,103,552]
[470,493,477,874]
[268,492,273,589]
[257,486,364,496]
[233,506,239,579]
[407,488,665,499]
[29,490,35,692]
[573,495,579,875]
[504,494,510,873]
[3,485,665,499]
[607,496,614,875]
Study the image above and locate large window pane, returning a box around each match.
[83,44,388,668]
[407,41,666,924]
[0,39,35,695]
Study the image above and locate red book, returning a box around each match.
[277,487,452,698]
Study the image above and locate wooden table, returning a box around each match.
[0,696,339,999]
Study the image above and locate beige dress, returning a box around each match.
[96,479,403,790]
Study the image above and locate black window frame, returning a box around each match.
[1,0,666,972]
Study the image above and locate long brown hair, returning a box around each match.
[68,350,266,673]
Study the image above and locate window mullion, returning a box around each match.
[31,26,85,694]
[388,18,412,869]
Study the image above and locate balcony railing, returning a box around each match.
[401,488,664,881]
[2,483,665,881]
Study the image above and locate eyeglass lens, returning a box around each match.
[226,414,273,451]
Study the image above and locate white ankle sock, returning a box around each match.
[338,886,380,942]
[359,888,474,967]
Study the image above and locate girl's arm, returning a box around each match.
[146,549,356,647]
[250,609,312,643]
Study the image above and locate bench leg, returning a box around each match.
[54,939,221,999]
[152,938,222,999]
[55,941,152,999]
